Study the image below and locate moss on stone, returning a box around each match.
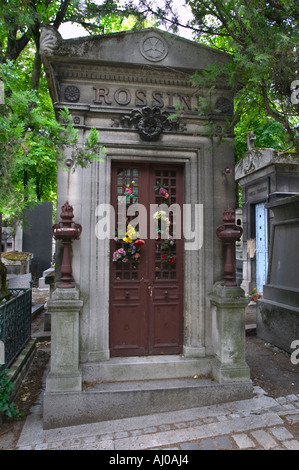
[0,260,10,301]
[1,251,32,262]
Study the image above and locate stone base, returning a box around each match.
[45,287,83,393]
[43,377,253,429]
[212,358,251,383]
[257,299,299,354]
[45,370,82,392]
[43,353,253,429]
[209,282,250,383]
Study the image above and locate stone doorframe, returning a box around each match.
[57,141,215,364]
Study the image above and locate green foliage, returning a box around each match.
[190,0,299,153]
[0,1,149,227]
[135,0,299,154]
[0,369,20,419]
[0,62,104,224]
[59,107,106,171]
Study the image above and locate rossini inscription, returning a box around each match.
[62,83,232,118]
[93,86,196,112]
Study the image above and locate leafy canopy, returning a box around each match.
[0,61,104,224]
[0,0,147,224]
[131,0,299,158]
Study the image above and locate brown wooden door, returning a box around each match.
[109,162,184,357]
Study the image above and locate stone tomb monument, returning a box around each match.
[41,26,252,429]
[257,195,299,354]
[235,144,299,296]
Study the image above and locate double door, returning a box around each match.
[109,162,184,356]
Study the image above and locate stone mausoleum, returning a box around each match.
[40,26,252,429]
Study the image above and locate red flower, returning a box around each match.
[162,254,167,259]
[134,239,145,246]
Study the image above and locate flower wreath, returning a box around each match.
[113,224,145,263]
[113,179,144,264]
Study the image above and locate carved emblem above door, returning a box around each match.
[112,106,185,141]
[140,34,168,62]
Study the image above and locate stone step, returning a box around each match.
[43,377,253,429]
[82,355,213,382]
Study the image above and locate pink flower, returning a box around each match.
[160,188,166,196]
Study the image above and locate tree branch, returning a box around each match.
[53,0,72,29]
[4,33,31,62]
[261,82,293,137]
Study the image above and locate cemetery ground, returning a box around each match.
[0,290,298,450]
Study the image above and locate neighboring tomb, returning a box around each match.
[257,195,299,354]
[236,145,299,295]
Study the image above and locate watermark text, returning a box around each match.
[95,202,203,250]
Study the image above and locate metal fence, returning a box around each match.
[0,288,32,370]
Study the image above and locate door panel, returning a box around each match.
[109,163,184,357]
[255,203,268,294]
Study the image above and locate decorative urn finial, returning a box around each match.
[52,201,82,288]
[216,207,243,286]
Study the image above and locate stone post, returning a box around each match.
[210,207,251,384]
[209,282,250,383]
[45,288,83,392]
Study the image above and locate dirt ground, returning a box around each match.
[246,334,299,397]
[0,295,299,449]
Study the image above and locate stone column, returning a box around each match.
[209,282,250,383]
[45,288,83,392]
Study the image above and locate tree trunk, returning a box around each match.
[31,50,42,93]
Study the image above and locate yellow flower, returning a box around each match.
[127,224,137,239]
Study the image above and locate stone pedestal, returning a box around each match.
[45,288,83,392]
[209,282,250,383]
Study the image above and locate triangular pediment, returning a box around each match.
[40,25,233,120]
[40,26,230,71]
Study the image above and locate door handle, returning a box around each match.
[148,284,153,297]
[125,291,130,299]
[164,290,168,298]
[143,279,153,297]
